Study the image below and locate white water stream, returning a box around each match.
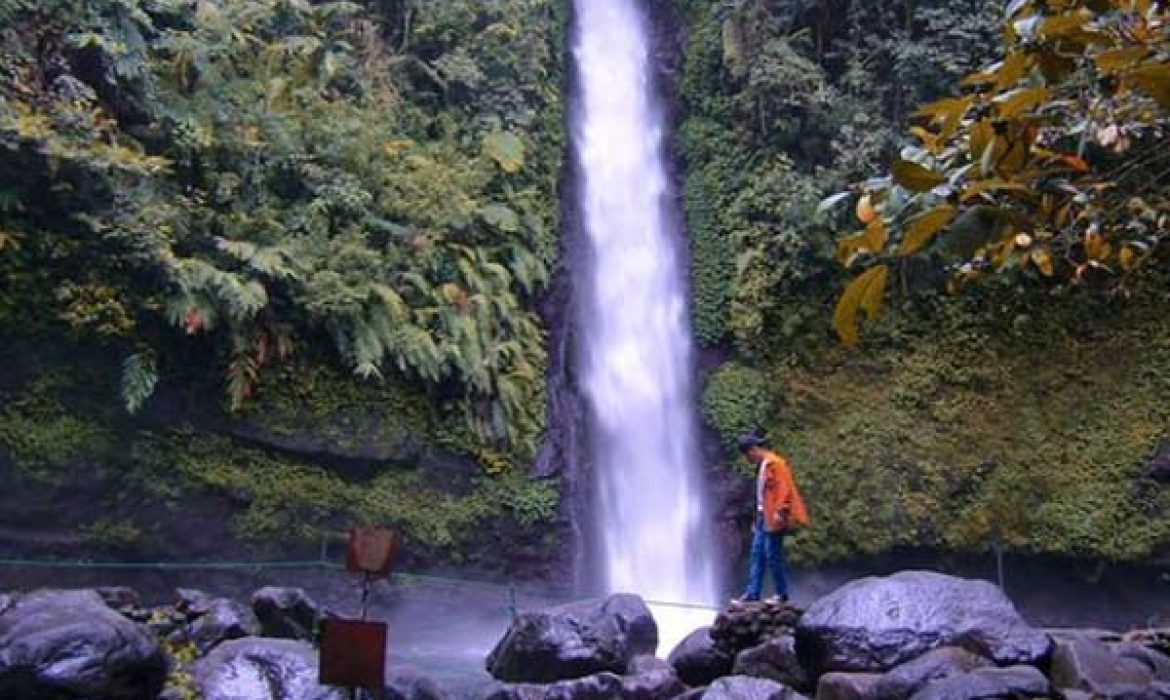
[571,0,718,650]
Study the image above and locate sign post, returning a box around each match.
[319,526,400,699]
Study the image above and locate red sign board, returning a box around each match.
[346,525,399,576]
[319,618,387,689]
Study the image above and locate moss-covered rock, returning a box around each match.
[755,304,1170,565]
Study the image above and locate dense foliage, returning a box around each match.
[0,0,565,458]
[685,0,1169,564]
[827,0,1169,345]
[679,0,1002,354]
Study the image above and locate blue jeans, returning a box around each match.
[742,513,789,600]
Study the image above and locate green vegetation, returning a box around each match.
[133,430,559,551]
[0,375,111,479]
[700,363,772,454]
[684,0,1169,565]
[769,297,1170,564]
[0,0,565,458]
[826,0,1170,344]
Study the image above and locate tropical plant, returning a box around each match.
[0,0,564,457]
[826,0,1170,345]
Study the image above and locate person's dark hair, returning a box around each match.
[737,431,768,455]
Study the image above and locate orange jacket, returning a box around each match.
[759,450,809,533]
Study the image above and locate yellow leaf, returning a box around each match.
[0,231,21,252]
[1031,247,1054,276]
[1038,10,1092,39]
[863,217,887,251]
[1128,62,1170,109]
[910,126,942,154]
[899,204,956,255]
[891,160,946,192]
[993,86,1051,118]
[962,178,1030,202]
[914,95,974,139]
[833,265,889,347]
[1094,47,1149,75]
[835,218,887,266]
[969,119,995,162]
[1119,246,1136,271]
[996,52,1033,89]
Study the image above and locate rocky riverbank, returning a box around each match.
[2,570,1168,699]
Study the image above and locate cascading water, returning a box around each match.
[570,0,719,646]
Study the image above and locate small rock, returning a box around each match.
[194,637,344,700]
[187,598,262,655]
[815,672,882,700]
[624,655,686,700]
[385,665,448,700]
[702,675,808,700]
[95,586,140,610]
[909,666,1050,700]
[870,647,992,700]
[732,635,808,690]
[252,586,321,641]
[480,672,624,700]
[669,627,734,687]
[1052,636,1156,697]
[176,588,215,619]
[0,589,167,700]
[0,594,11,616]
[486,594,657,683]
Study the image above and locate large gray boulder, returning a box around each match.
[796,571,1051,674]
[253,587,321,641]
[384,665,449,700]
[479,672,624,700]
[815,672,882,700]
[1112,642,1170,682]
[732,635,808,690]
[193,637,345,700]
[909,666,1050,700]
[187,597,262,655]
[624,655,687,700]
[0,589,167,700]
[1051,636,1157,697]
[669,626,734,686]
[870,647,992,700]
[486,594,657,683]
[702,676,808,700]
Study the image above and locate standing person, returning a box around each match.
[736,432,808,603]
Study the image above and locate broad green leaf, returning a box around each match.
[891,160,946,192]
[899,204,956,255]
[483,131,525,173]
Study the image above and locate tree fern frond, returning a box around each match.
[120,351,158,415]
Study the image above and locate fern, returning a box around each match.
[120,352,158,415]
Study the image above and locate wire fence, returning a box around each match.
[0,555,721,614]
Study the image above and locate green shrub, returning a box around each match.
[701,363,774,452]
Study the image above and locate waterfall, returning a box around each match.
[570,0,719,631]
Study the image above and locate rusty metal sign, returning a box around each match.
[319,618,387,690]
[345,525,399,576]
